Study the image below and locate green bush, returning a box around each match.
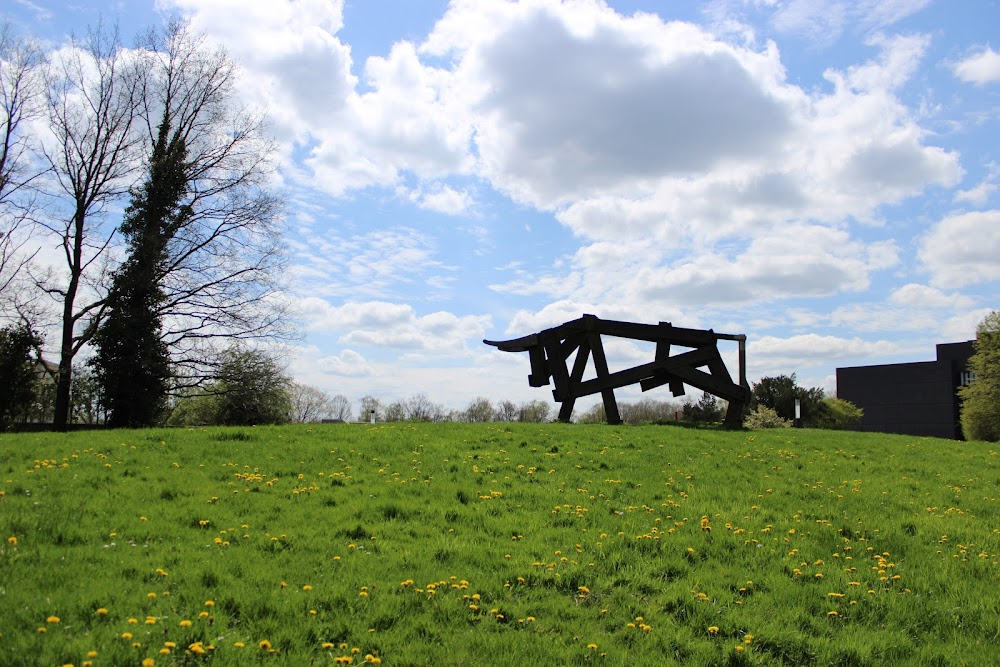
[814,397,863,430]
[743,405,791,429]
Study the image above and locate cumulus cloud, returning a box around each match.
[887,283,974,309]
[316,349,373,377]
[299,298,491,354]
[953,46,1000,85]
[749,333,899,371]
[919,210,1000,288]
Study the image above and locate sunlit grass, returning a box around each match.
[0,423,997,665]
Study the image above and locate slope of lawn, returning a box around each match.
[0,423,997,666]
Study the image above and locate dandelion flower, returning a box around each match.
[96,608,108,616]
[7,536,16,545]
[179,620,192,628]
[142,659,155,667]
[234,642,245,649]
[47,616,60,624]
[259,640,272,651]
[587,643,599,650]
[204,600,214,607]
[708,626,720,634]
[303,585,312,591]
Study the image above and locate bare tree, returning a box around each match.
[494,399,517,422]
[38,23,146,428]
[518,399,551,423]
[462,396,494,423]
[288,382,332,423]
[329,393,352,421]
[358,395,381,422]
[0,22,45,302]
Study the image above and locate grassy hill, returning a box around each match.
[1,423,997,666]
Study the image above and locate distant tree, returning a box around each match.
[815,397,863,430]
[517,399,551,423]
[383,400,405,422]
[406,393,443,421]
[213,348,291,425]
[165,386,219,426]
[69,366,104,424]
[682,393,724,423]
[575,402,606,424]
[462,397,494,423]
[494,399,518,422]
[0,322,41,427]
[960,311,1000,442]
[329,393,353,422]
[358,395,382,422]
[751,374,827,426]
[288,383,333,423]
[620,398,681,424]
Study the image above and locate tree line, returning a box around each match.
[0,18,289,429]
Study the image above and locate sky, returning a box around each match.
[6,0,1000,415]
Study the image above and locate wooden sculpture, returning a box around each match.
[484,314,750,427]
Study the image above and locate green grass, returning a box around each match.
[0,423,997,666]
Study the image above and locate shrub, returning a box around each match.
[743,405,792,429]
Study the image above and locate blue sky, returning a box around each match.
[7,0,1000,413]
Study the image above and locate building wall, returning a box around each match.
[836,341,974,440]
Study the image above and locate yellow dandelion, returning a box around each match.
[47,616,60,624]
[587,643,599,650]
[708,626,720,634]
[204,600,215,607]
[96,608,108,616]
[259,640,272,651]
[7,536,16,545]
[234,642,245,648]
[303,585,313,591]
[142,659,155,667]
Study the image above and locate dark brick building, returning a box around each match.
[836,341,975,440]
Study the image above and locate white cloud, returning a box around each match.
[749,333,900,372]
[887,283,973,309]
[289,226,448,299]
[705,0,930,46]
[953,47,1000,85]
[299,298,491,354]
[316,349,373,377]
[919,210,1000,288]
[954,163,999,206]
[409,184,476,215]
[626,225,891,306]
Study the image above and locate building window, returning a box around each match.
[960,371,976,386]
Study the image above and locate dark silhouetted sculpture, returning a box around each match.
[484,314,750,427]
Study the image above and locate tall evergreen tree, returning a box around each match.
[90,117,190,427]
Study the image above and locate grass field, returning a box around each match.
[0,423,997,666]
